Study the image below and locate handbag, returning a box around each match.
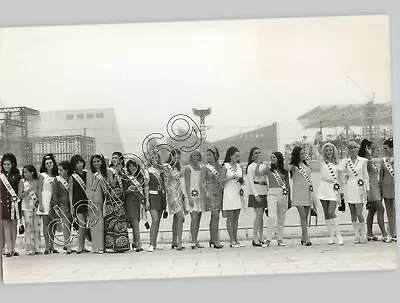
[309,209,318,227]
[338,194,346,212]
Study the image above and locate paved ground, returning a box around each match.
[2,236,397,284]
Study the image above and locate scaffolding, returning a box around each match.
[0,106,40,165]
[30,135,96,167]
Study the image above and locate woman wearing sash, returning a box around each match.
[340,141,369,244]
[69,155,91,253]
[160,148,186,251]
[358,140,390,243]
[50,161,74,254]
[18,165,41,255]
[37,153,58,254]
[200,147,223,249]
[86,154,107,254]
[104,151,130,253]
[285,146,314,246]
[185,150,205,249]
[313,132,344,245]
[221,146,245,248]
[380,138,396,242]
[246,147,268,247]
[146,153,166,252]
[256,151,291,247]
[123,159,146,252]
[1,153,22,257]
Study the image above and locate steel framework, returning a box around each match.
[30,135,96,167]
[0,106,40,165]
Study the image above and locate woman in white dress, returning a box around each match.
[221,146,245,248]
[313,132,344,245]
[340,141,369,244]
[184,150,205,249]
[37,154,58,254]
[246,147,268,247]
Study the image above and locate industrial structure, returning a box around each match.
[0,106,40,165]
[297,101,392,157]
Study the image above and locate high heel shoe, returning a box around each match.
[301,240,305,245]
[305,242,312,246]
[210,242,223,249]
[191,244,196,250]
[252,240,262,247]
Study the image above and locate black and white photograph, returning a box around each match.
[0,14,397,284]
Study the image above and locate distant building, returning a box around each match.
[211,122,279,163]
[36,108,124,162]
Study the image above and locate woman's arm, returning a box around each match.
[255,161,269,176]
[38,175,44,206]
[68,176,74,211]
[107,168,117,187]
[379,160,385,194]
[363,159,370,192]
[247,164,259,197]
[18,180,27,199]
[220,165,232,185]
[184,167,191,198]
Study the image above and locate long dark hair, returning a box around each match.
[289,146,308,177]
[224,146,240,164]
[58,161,74,177]
[167,149,181,171]
[39,153,58,176]
[270,152,286,176]
[22,165,38,180]
[126,159,143,180]
[110,151,124,167]
[246,147,259,173]
[70,154,86,171]
[90,154,107,176]
[358,139,372,158]
[1,153,20,175]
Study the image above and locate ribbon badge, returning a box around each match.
[191,189,199,197]
[239,188,244,196]
[357,179,364,187]
[309,185,314,192]
[333,183,340,191]
[282,188,288,196]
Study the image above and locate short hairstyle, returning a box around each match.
[1,153,20,175]
[70,154,86,171]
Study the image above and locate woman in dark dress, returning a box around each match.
[146,153,166,252]
[104,152,130,253]
[69,155,91,253]
[123,159,146,252]
[0,153,22,257]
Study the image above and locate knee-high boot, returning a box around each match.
[331,218,343,245]
[352,222,360,244]
[326,219,335,244]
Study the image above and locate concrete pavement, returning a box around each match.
[2,236,397,284]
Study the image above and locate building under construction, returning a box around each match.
[0,106,95,167]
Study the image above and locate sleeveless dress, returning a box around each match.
[104,168,130,252]
[37,173,54,216]
[222,163,243,211]
[339,157,369,204]
[148,167,166,211]
[162,164,185,215]
[291,164,312,207]
[123,175,144,220]
[187,165,203,212]
[203,165,223,211]
[367,160,381,202]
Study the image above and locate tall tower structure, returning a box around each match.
[192,107,211,150]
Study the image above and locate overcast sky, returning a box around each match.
[0,15,392,153]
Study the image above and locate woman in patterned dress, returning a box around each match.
[146,153,166,252]
[339,141,369,244]
[185,150,205,249]
[359,140,390,243]
[380,138,396,242]
[18,165,41,255]
[1,153,22,257]
[37,153,58,254]
[313,132,344,245]
[200,147,223,249]
[86,153,107,254]
[221,146,245,248]
[160,148,186,251]
[104,152,130,253]
[285,146,314,246]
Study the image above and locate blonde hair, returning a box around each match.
[321,142,339,164]
[189,150,202,164]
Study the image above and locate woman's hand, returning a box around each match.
[39,203,44,213]
[188,197,194,207]
[255,196,262,203]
